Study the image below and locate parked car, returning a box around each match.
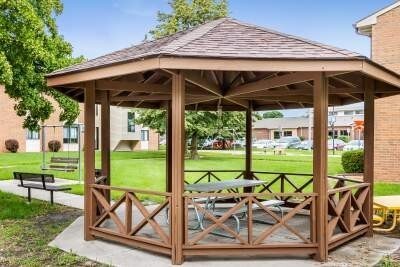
[297,140,313,150]
[252,139,275,149]
[275,136,301,149]
[343,140,364,151]
[328,139,346,150]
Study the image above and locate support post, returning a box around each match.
[100,90,111,202]
[171,72,185,264]
[313,73,328,261]
[364,77,375,237]
[84,81,96,241]
[244,106,253,193]
[166,101,173,193]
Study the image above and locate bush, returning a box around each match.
[48,140,61,152]
[338,135,350,143]
[341,150,364,173]
[5,139,19,153]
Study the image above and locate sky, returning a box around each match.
[56,0,395,116]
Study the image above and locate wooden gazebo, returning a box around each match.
[46,18,400,264]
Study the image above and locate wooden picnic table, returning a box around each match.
[185,179,267,192]
[373,196,400,232]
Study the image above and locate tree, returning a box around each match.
[136,109,246,160]
[0,0,83,130]
[136,0,233,160]
[150,0,228,38]
[263,111,284,119]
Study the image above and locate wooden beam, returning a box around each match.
[171,72,185,265]
[166,101,172,193]
[182,70,222,96]
[84,81,96,241]
[100,90,111,203]
[226,72,316,97]
[111,94,171,102]
[224,98,249,109]
[237,87,361,98]
[244,107,253,193]
[364,77,375,237]
[96,80,170,94]
[313,73,328,261]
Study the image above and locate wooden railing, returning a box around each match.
[326,178,370,249]
[89,184,172,256]
[183,192,318,256]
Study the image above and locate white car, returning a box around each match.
[328,139,346,150]
[252,139,275,149]
[343,140,364,151]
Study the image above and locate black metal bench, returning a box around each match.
[13,172,71,204]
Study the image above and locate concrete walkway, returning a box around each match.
[0,179,83,209]
[1,179,400,267]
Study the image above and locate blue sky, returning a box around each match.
[57,0,395,116]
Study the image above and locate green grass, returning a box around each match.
[1,149,399,197]
[0,191,105,266]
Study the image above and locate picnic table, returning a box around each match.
[184,179,284,236]
[373,196,400,232]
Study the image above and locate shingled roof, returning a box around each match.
[49,18,364,77]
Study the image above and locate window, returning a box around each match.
[63,126,78,144]
[26,130,39,140]
[340,130,349,136]
[273,131,281,139]
[328,130,339,138]
[355,110,364,115]
[283,131,292,137]
[344,111,354,115]
[127,112,135,132]
[141,130,149,141]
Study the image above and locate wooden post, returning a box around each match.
[166,101,173,193]
[84,81,96,241]
[100,90,111,202]
[313,73,328,261]
[244,107,253,193]
[171,72,185,264]
[364,77,375,237]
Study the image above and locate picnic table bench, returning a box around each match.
[13,172,71,205]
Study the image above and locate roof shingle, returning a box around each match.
[49,18,365,77]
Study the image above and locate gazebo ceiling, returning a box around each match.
[47,18,400,111]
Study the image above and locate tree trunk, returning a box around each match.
[190,135,199,160]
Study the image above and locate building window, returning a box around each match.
[283,131,292,137]
[63,126,78,144]
[344,111,354,115]
[127,112,135,132]
[273,131,281,139]
[355,110,364,115]
[141,130,149,141]
[26,130,39,140]
[328,130,339,138]
[340,130,349,136]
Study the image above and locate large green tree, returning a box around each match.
[150,0,228,39]
[0,0,83,130]
[137,0,238,160]
[263,111,284,119]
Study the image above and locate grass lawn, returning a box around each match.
[0,191,105,267]
[0,149,399,198]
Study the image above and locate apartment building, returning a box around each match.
[0,85,158,152]
[355,1,400,182]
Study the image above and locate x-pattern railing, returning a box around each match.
[90,184,172,248]
[183,192,316,247]
[327,182,369,243]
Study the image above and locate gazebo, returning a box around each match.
[46,18,400,264]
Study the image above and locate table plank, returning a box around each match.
[374,196,400,210]
[185,179,266,192]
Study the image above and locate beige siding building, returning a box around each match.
[0,85,158,153]
[356,1,400,182]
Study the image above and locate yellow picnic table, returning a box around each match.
[373,196,400,232]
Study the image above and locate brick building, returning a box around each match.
[0,85,159,152]
[253,103,364,141]
[356,1,400,182]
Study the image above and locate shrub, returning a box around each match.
[338,135,350,143]
[341,150,364,173]
[48,140,61,152]
[5,139,19,153]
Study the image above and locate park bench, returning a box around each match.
[13,172,71,205]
